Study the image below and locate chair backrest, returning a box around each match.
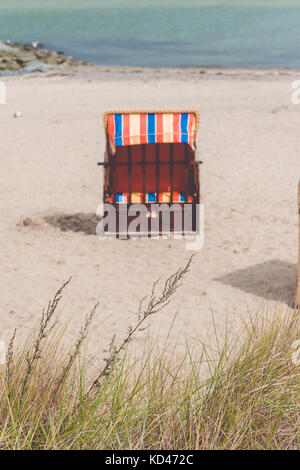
[297,180,300,306]
[103,110,200,155]
[113,142,194,194]
[103,110,200,204]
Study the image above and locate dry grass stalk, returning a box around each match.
[20,278,71,400]
[54,302,98,392]
[6,328,17,393]
[87,256,194,395]
[1,256,298,450]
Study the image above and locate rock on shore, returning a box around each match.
[0,40,86,73]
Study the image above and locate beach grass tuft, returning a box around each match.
[0,258,299,450]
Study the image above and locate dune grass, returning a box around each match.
[0,258,299,450]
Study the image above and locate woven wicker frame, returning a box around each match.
[100,109,201,213]
[296,180,300,306]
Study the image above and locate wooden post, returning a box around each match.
[296,180,300,306]
[142,144,146,203]
[184,144,189,203]
[128,146,132,204]
[170,143,173,202]
[111,154,115,203]
[156,144,160,202]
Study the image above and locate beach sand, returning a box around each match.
[0,66,299,366]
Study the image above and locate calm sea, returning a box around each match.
[0,0,299,68]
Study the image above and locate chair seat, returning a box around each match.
[108,192,193,203]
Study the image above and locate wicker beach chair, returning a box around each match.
[98,110,201,237]
[296,180,300,306]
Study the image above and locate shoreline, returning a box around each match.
[0,40,300,79]
[1,40,300,80]
[2,63,300,82]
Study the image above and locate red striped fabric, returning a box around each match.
[140,114,147,144]
[106,112,197,154]
[108,192,193,203]
[123,114,130,146]
[173,113,181,143]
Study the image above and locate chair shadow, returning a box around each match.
[214,260,297,306]
[44,213,101,236]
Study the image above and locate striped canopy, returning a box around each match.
[104,110,199,155]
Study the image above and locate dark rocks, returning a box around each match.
[23,61,52,74]
[0,40,86,74]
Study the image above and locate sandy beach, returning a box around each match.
[0,66,299,365]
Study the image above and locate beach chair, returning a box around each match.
[296,180,300,306]
[98,110,201,237]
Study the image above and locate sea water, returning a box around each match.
[0,0,299,68]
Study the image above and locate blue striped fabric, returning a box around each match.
[180,113,189,143]
[147,114,156,143]
[114,114,123,146]
[115,193,123,202]
[107,112,197,153]
[147,192,156,202]
[113,192,189,203]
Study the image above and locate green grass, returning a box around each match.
[0,258,299,450]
